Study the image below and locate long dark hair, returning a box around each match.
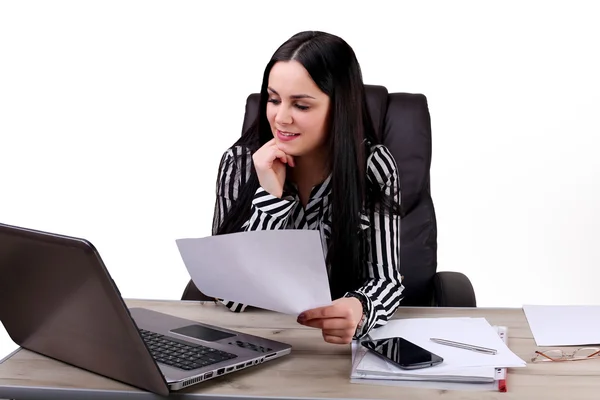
[216,31,399,299]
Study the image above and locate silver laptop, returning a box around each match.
[0,222,292,396]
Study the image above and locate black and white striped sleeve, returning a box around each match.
[211,146,251,235]
[212,146,297,313]
[212,146,296,234]
[346,145,404,338]
[243,187,296,231]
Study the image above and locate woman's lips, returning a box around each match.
[276,129,300,142]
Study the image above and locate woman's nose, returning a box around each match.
[275,105,293,125]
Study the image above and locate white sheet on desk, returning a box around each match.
[352,369,494,382]
[175,230,332,315]
[523,305,600,346]
[350,377,499,392]
[357,317,526,375]
[357,354,496,381]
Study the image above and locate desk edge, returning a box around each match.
[0,347,21,365]
[0,384,368,400]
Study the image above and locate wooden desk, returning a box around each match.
[1,300,599,399]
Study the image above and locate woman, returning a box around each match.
[211,31,404,344]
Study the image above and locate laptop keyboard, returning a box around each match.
[139,329,238,371]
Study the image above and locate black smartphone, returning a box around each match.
[361,337,444,370]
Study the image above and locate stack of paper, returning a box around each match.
[351,317,526,391]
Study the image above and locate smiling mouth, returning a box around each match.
[278,130,300,137]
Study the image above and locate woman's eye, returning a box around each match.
[267,98,308,110]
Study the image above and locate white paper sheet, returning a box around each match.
[175,230,332,315]
[523,305,600,346]
[356,317,526,377]
[350,376,500,392]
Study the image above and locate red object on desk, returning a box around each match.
[498,378,507,392]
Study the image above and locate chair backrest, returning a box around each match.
[241,85,438,306]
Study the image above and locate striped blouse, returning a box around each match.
[211,144,404,338]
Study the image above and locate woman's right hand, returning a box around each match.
[252,139,295,198]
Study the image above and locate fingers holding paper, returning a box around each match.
[297,297,363,344]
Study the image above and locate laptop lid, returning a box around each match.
[0,222,170,396]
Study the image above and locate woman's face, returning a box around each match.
[266,60,330,157]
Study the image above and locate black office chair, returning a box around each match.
[182,85,477,307]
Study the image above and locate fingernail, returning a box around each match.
[297,313,305,321]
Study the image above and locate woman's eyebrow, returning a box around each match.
[267,87,316,100]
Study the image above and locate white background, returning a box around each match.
[1,1,599,358]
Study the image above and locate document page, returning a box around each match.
[176,230,332,315]
[523,305,600,346]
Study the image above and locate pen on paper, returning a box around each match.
[430,338,498,355]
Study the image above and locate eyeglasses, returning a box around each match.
[531,347,600,363]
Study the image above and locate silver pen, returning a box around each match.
[430,338,497,355]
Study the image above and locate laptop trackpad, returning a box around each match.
[170,324,235,342]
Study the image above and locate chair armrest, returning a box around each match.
[181,279,215,301]
[433,271,476,307]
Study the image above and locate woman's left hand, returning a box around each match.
[297,297,364,344]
